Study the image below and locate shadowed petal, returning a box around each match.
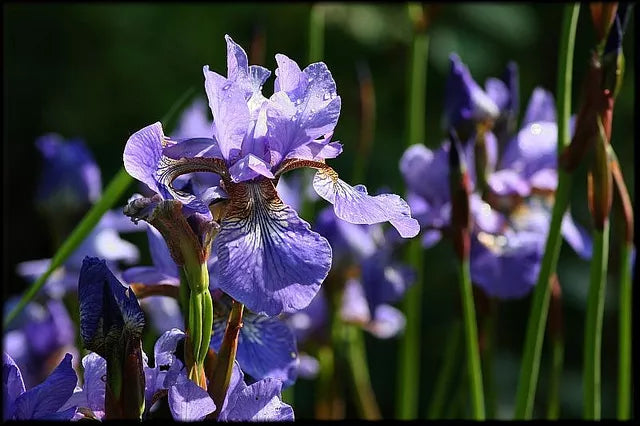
[220,377,293,421]
[313,169,419,238]
[168,374,216,421]
[214,179,332,316]
[471,230,545,299]
[3,353,26,420]
[60,353,106,419]
[14,353,77,420]
[211,306,298,386]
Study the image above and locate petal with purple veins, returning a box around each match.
[313,169,420,238]
[3,353,26,420]
[214,179,332,316]
[168,374,216,421]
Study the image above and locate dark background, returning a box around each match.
[3,3,635,419]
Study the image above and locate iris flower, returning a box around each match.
[400,55,591,299]
[123,35,418,316]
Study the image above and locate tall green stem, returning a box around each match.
[547,333,564,419]
[583,222,610,419]
[617,241,632,419]
[459,258,485,419]
[396,4,429,419]
[481,300,497,418]
[513,4,579,419]
[308,4,325,63]
[345,325,381,419]
[426,319,462,419]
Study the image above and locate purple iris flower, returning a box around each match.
[3,352,78,420]
[144,329,294,421]
[122,224,298,386]
[123,35,419,317]
[400,55,592,299]
[3,298,77,390]
[34,134,102,212]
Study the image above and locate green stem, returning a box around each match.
[345,325,381,419]
[308,3,325,63]
[459,258,485,419]
[617,241,632,419]
[315,345,342,419]
[583,221,610,419]
[208,300,244,418]
[426,319,462,419]
[546,333,564,419]
[397,6,429,418]
[482,299,498,419]
[397,239,424,419]
[513,4,579,419]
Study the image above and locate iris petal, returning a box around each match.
[210,305,298,386]
[214,179,331,316]
[313,169,420,238]
[14,353,77,420]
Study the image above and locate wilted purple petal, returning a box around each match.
[313,170,419,238]
[214,179,331,316]
[13,353,77,420]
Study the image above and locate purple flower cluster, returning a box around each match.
[400,54,592,299]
